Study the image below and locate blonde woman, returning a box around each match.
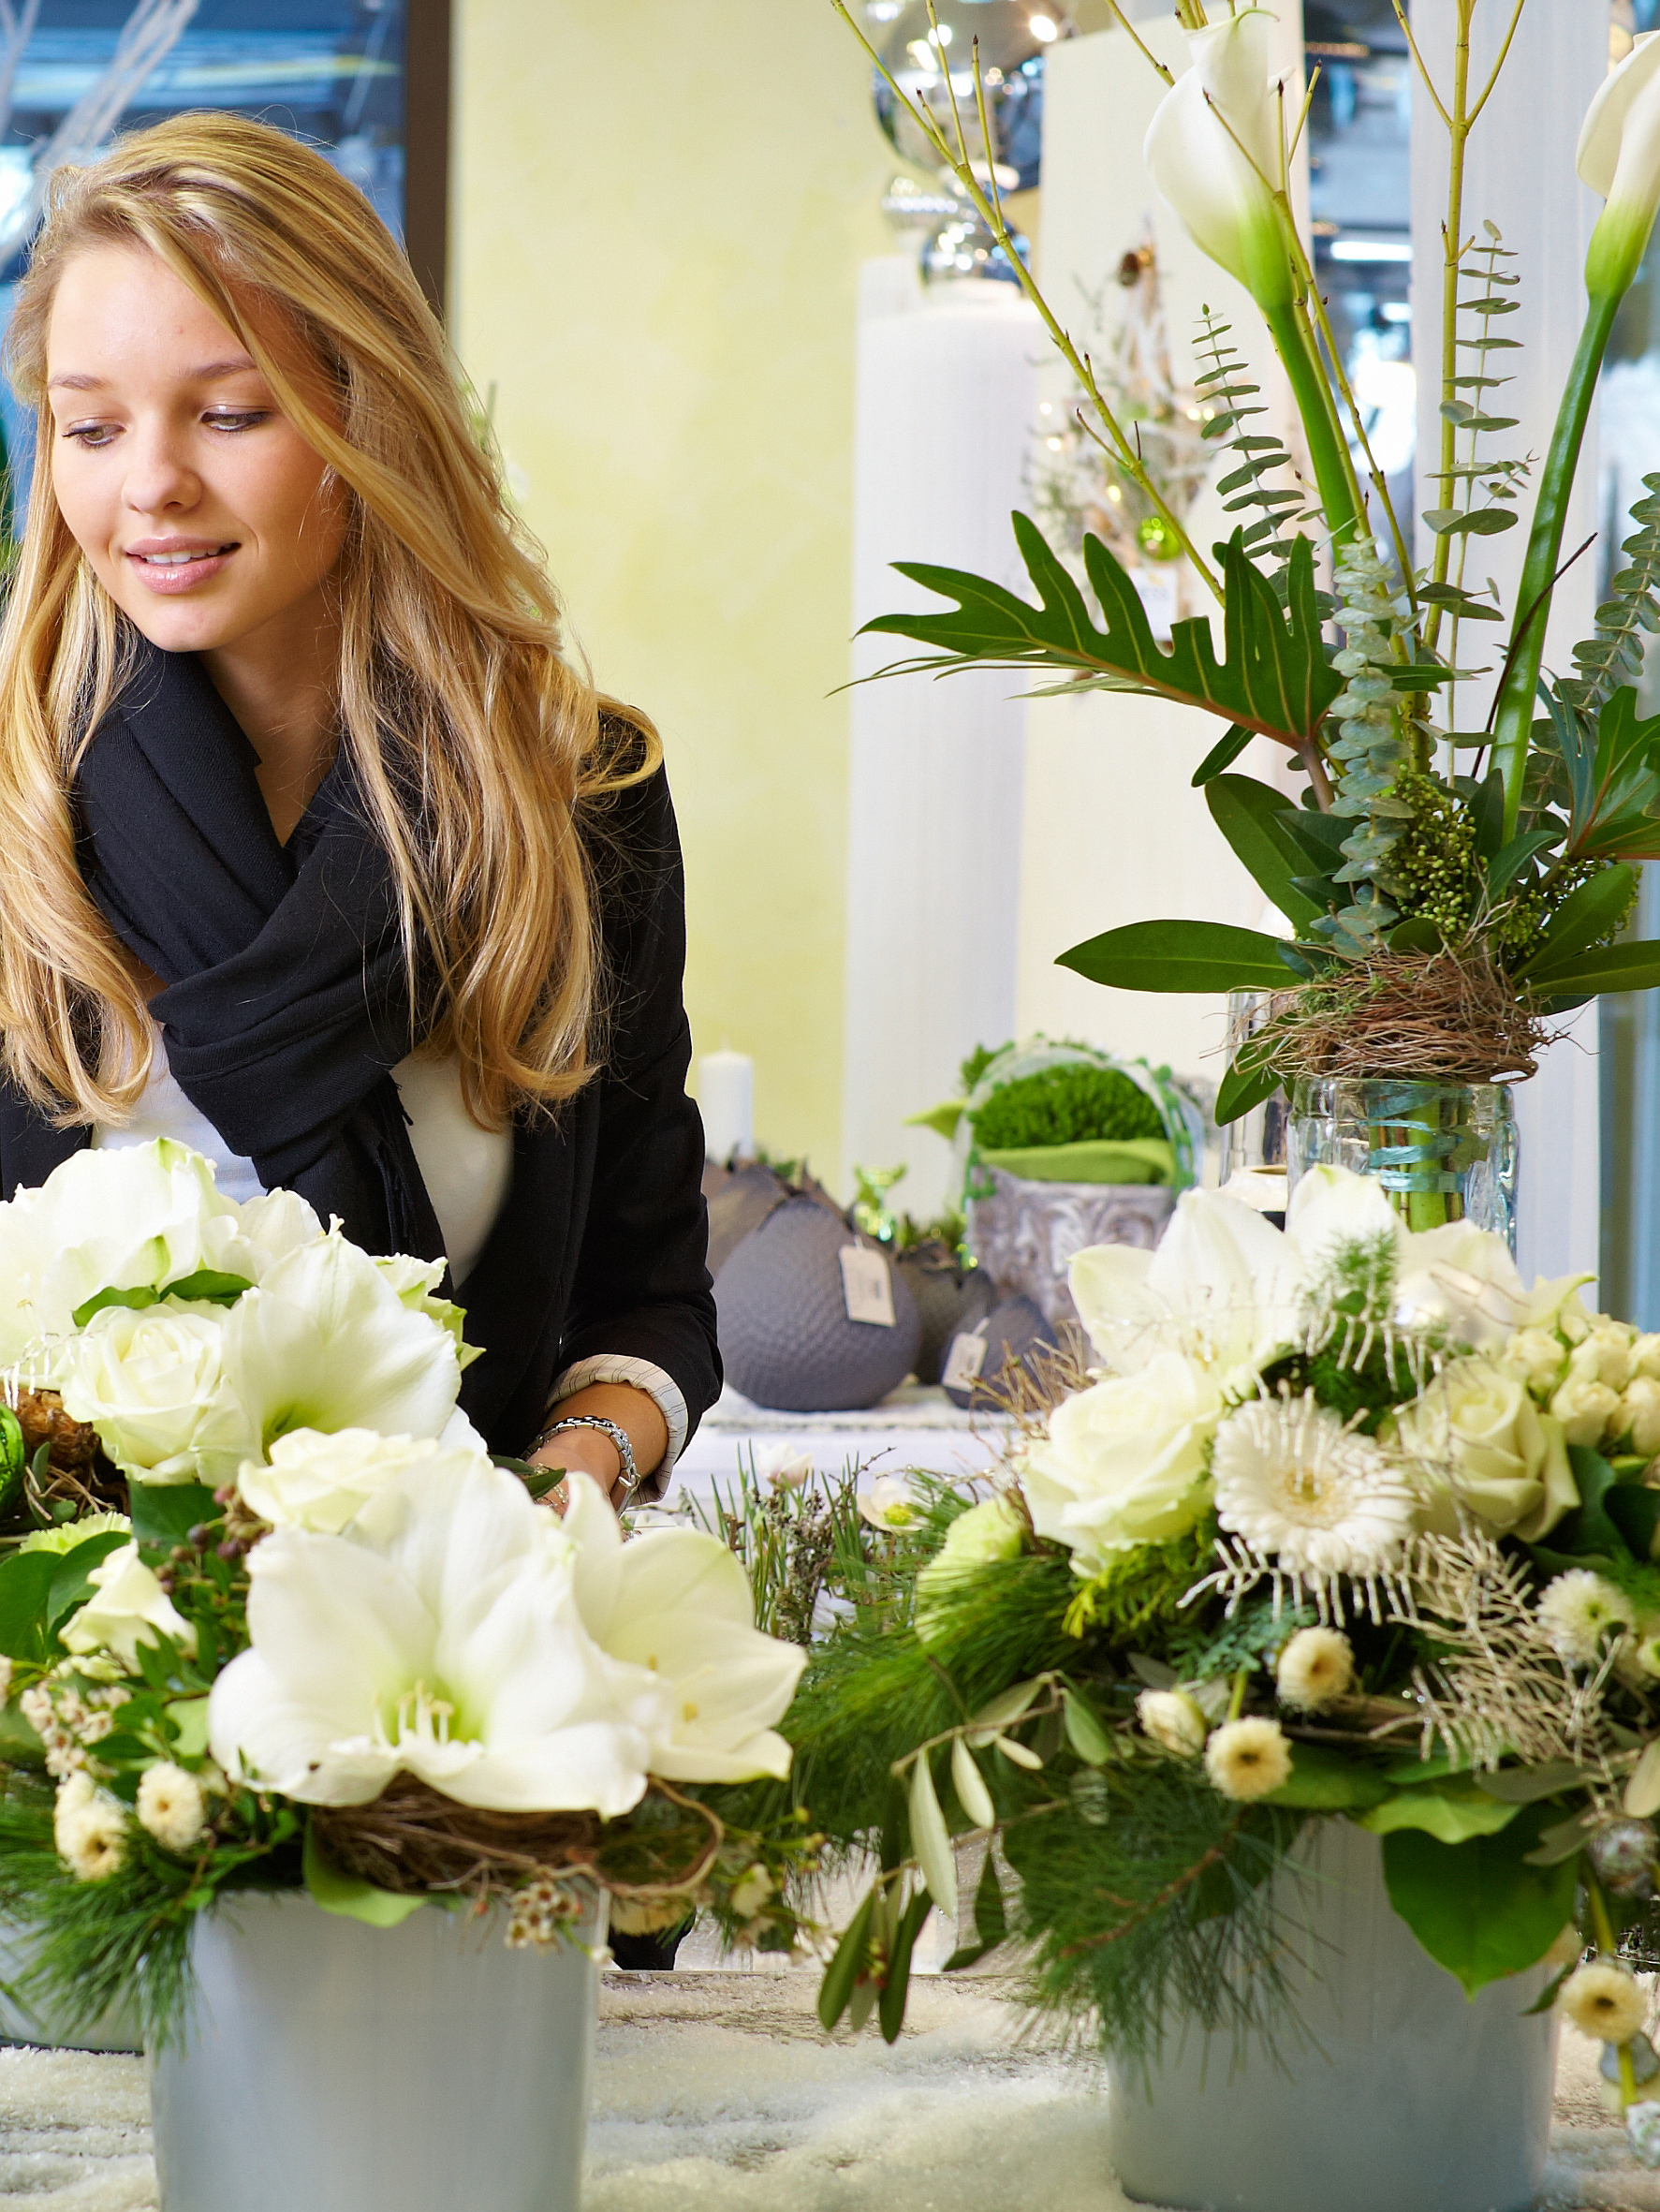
[0,112,719,1523]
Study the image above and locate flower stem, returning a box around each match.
[1262,302,1360,551]
[1490,287,1623,838]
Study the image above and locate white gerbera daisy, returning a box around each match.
[1275,1626,1354,1712]
[1204,1717,1292,1801]
[1538,1570,1633,1665]
[1211,1394,1418,1578]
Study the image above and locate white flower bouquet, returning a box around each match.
[0,1143,812,2043]
[794,1166,1660,2158]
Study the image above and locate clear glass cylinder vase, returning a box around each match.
[1285,1078,1519,1251]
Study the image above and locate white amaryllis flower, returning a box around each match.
[236,1427,443,1535]
[208,1444,802,1814]
[220,1231,463,1459]
[1143,8,1297,314]
[562,1473,804,1783]
[1069,1187,1300,1392]
[1581,32,1660,301]
[859,1473,922,1529]
[61,1543,198,1670]
[1019,1352,1222,1575]
[54,1301,255,1487]
[1211,1393,1417,1578]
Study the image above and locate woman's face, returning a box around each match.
[45,243,348,657]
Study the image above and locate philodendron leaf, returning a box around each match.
[861,519,1343,750]
[1381,1803,1579,1995]
[1059,920,1303,995]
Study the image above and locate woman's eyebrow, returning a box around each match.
[48,355,261,391]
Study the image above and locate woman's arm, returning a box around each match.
[527,1379,668,1512]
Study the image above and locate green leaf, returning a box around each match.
[1543,1446,1631,1563]
[70,1284,158,1329]
[46,1531,130,1634]
[157,1270,255,1307]
[817,1886,876,2032]
[1487,831,1560,896]
[0,1550,60,1663]
[879,1886,934,2045]
[1057,920,1300,995]
[944,1851,1009,1973]
[1424,507,1518,537]
[1062,1688,1112,1766]
[1215,1054,1285,1128]
[129,1482,221,1549]
[1473,1761,1593,1804]
[1517,864,1638,981]
[166,1695,211,1759]
[860,519,1344,750]
[1529,940,1660,1002]
[1381,1803,1579,1994]
[1260,1742,1391,1810]
[303,1822,428,1927]
[909,1751,958,1921]
[1204,774,1325,929]
[1358,1779,1521,1844]
[1190,724,1254,787]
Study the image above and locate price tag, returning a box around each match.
[941,1328,989,1394]
[840,1244,896,1327]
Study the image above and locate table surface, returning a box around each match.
[0,1970,1646,2212]
[667,1383,1013,1510]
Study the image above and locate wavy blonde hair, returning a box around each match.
[0,110,656,1128]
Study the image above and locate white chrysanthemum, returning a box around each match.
[136,1761,207,1853]
[1211,1394,1417,1578]
[1204,1716,1291,1801]
[1136,1688,1207,1758]
[53,1772,127,1880]
[1561,1960,1648,2043]
[1538,1570,1633,1665]
[1275,1626,1354,1712]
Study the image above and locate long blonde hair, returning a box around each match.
[0,110,656,1128]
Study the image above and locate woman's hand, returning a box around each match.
[528,1381,668,1516]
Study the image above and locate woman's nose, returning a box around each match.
[120,424,200,515]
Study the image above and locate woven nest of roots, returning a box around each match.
[3,1387,125,1523]
[310,1773,724,1906]
[1242,949,1556,1087]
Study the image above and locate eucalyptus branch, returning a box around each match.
[829,0,1225,601]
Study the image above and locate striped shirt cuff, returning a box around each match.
[547,1354,690,1494]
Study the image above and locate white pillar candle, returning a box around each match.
[699,1051,755,1164]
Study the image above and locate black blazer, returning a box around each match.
[0,760,723,1469]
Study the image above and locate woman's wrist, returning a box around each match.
[527,1379,668,1512]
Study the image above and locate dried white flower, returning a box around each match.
[1561,1960,1648,2043]
[728,1865,775,1918]
[53,1773,127,1881]
[1204,1716,1291,1802]
[757,1446,814,1492]
[1211,1394,1417,1578]
[1275,1627,1354,1712]
[1137,1688,1207,1758]
[1538,1571,1633,1666]
[136,1762,207,1854]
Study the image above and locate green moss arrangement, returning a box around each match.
[970,1063,1165,1152]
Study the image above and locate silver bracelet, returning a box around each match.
[528,1414,642,1505]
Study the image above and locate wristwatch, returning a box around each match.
[528,1413,642,1506]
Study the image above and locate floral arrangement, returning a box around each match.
[787,1165,1660,2163]
[0,1142,814,2044]
[833,0,1660,1227]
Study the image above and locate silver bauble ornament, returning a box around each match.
[872,1,1074,194]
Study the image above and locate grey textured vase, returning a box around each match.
[150,1893,601,2212]
[713,1196,921,1410]
[1105,1821,1558,2212]
[967,1168,1175,1331]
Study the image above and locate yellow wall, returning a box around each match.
[450,2,891,1184]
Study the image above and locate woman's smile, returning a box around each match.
[124,537,242,592]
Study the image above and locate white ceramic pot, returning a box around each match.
[1106,1821,1558,2212]
[150,1890,604,2212]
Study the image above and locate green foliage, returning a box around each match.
[1066,1522,1219,1645]
[1380,1803,1579,1996]
[1204,773,1325,933]
[1191,314,1320,570]
[960,1041,1012,1096]
[1058,918,1304,995]
[860,518,1344,753]
[1167,1594,1316,1682]
[1557,473,1660,716]
[969,1063,1165,1153]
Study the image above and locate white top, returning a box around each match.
[90,1032,690,1472]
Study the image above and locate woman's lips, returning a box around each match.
[124,542,238,593]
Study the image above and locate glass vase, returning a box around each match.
[1285,1078,1519,1251]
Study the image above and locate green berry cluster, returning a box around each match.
[1387,772,1482,936]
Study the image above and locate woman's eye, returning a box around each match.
[62,422,117,448]
[203,409,270,433]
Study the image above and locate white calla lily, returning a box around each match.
[562,1473,804,1782]
[221,1231,463,1457]
[209,1446,668,1813]
[1581,32,1660,300]
[1070,1187,1300,1392]
[1144,8,1297,314]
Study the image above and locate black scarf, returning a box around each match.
[73,644,448,1266]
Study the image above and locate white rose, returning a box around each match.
[1566,1323,1638,1394]
[1622,1377,1660,1460]
[1550,1374,1624,1449]
[221,1231,463,1457]
[0,1139,237,1364]
[61,1543,197,1669]
[1632,1334,1660,1382]
[1395,1357,1578,1541]
[54,1301,256,1487]
[1018,1351,1221,1575]
[1505,1327,1570,1399]
[237,1427,443,1535]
